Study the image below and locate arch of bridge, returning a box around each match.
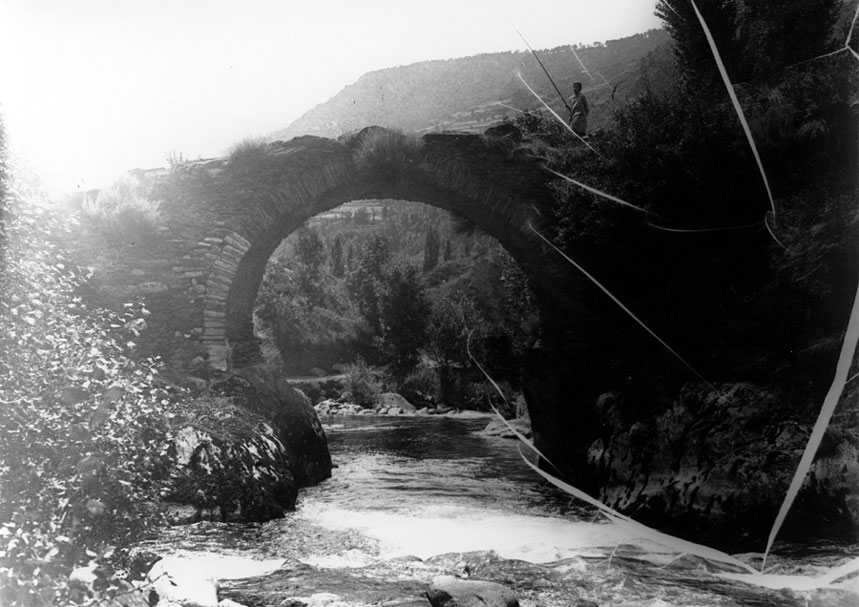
[97,129,603,374]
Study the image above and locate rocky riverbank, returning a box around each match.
[126,410,859,607]
[588,382,859,551]
[120,545,859,607]
[312,391,504,422]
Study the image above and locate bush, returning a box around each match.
[465,379,516,416]
[342,357,381,408]
[377,262,430,382]
[226,136,271,173]
[398,364,440,409]
[0,154,180,605]
[81,176,161,242]
[351,127,423,176]
[426,292,489,406]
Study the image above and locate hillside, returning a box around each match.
[271,29,672,140]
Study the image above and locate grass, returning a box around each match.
[226,136,271,172]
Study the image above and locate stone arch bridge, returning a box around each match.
[72,127,613,477]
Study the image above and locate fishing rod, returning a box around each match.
[513,25,573,116]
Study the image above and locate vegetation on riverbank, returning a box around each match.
[510,0,859,549]
[253,201,535,411]
[0,125,333,604]
[0,122,182,604]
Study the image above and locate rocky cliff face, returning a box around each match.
[588,382,859,550]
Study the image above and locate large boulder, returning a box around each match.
[425,575,518,607]
[167,366,331,522]
[218,366,332,487]
[375,392,417,413]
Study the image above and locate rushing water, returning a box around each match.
[145,414,859,607]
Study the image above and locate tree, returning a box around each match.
[256,238,360,373]
[294,226,325,304]
[422,224,440,272]
[377,262,430,382]
[426,292,488,406]
[330,234,345,278]
[0,133,179,604]
[655,0,840,90]
[353,206,370,225]
[346,234,390,334]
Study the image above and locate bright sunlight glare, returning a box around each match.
[0,0,661,195]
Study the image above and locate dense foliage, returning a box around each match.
[80,176,161,243]
[0,128,180,605]
[253,201,538,405]
[376,262,431,382]
[656,0,841,90]
[255,245,360,374]
[516,1,858,412]
[426,293,489,406]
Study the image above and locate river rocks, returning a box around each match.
[315,392,420,417]
[219,556,429,607]
[425,575,518,607]
[375,392,417,413]
[280,592,350,607]
[166,366,331,523]
[479,418,532,439]
[315,399,365,416]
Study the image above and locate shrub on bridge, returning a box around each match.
[351,127,423,176]
[226,136,271,174]
[81,175,161,242]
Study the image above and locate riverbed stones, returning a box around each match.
[278,592,347,607]
[316,399,364,416]
[425,575,518,607]
[479,418,532,439]
[375,392,417,413]
[314,393,422,417]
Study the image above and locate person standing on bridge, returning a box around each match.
[568,81,589,137]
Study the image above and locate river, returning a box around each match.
[143,414,859,607]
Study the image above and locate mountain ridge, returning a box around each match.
[271,29,673,141]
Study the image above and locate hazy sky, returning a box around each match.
[2,0,661,194]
